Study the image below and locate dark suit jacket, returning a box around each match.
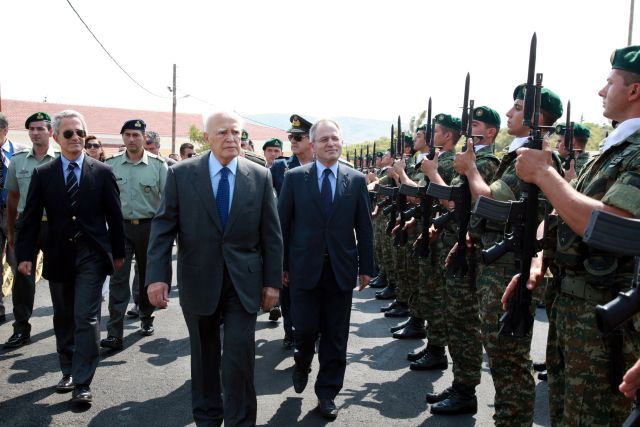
[16,155,126,282]
[146,153,283,316]
[278,162,374,291]
[270,155,301,196]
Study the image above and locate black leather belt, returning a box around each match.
[124,218,152,225]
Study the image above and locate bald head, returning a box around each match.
[204,111,244,165]
[205,111,245,134]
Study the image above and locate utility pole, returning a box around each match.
[171,63,177,154]
[630,0,635,45]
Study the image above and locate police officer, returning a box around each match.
[3,112,58,349]
[101,119,168,349]
[507,45,640,426]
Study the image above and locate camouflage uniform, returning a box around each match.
[377,174,396,287]
[550,134,640,426]
[574,151,591,175]
[413,150,455,346]
[445,145,499,390]
[373,168,391,278]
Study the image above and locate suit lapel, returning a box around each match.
[329,165,349,220]
[74,156,94,204]
[192,153,222,232]
[224,157,249,233]
[53,157,68,203]
[307,163,324,214]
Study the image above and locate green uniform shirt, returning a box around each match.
[6,146,59,213]
[106,150,168,220]
[574,151,591,175]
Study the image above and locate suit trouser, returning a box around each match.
[291,257,353,400]
[48,238,108,386]
[107,221,153,338]
[11,219,47,334]
[280,285,293,334]
[182,268,258,427]
[0,207,15,316]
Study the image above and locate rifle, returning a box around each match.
[394,116,408,247]
[390,124,395,159]
[425,73,475,284]
[563,101,575,171]
[378,185,398,235]
[471,33,544,337]
[372,142,377,172]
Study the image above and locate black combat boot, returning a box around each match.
[407,345,428,362]
[390,318,411,332]
[384,302,409,318]
[430,383,477,415]
[369,273,388,288]
[375,282,396,300]
[409,344,447,370]
[392,317,426,339]
[380,300,400,313]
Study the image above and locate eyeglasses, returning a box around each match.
[288,133,307,142]
[187,153,196,158]
[62,129,87,139]
[85,143,101,149]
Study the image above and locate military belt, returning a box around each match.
[125,218,153,225]
[560,275,611,304]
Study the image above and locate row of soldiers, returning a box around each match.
[361,42,640,426]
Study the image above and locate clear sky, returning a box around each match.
[2,0,637,128]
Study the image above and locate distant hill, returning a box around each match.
[245,114,391,145]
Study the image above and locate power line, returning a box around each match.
[64,0,169,99]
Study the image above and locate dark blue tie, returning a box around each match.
[321,168,333,218]
[216,167,230,229]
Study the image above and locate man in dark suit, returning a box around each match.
[146,111,283,427]
[16,110,125,405]
[278,119,374,420]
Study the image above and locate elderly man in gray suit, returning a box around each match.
[146,111,283,427]
[278,119,374,420]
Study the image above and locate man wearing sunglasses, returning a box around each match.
[103,119,168,350]
[3,112,58,350]
[180,142,196,161]
[16,109,125,405]
[270,114,314,349]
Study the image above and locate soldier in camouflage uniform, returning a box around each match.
[422,108,500,412]
[442,90,563,425]
[369,151,393,289]
[375,160,400,302]
[508,45,640,426]
[556,122,592,179]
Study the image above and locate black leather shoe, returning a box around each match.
[380,300,399,313]
[384,304,409,318]
[56,375,74,393]
[369,275,387,289]
[292,365,310,393]
[410,350,448,370]
[282,333,294,350]
[317,399,338,420]
[4,332,31,349]
[269,306,282,322]
[390,318,411,333]
[538,371,548,381]
[533,361,546,372]
[393,318,426,339]
[100,336,123,350]
[426,386,453,404]
[126,304,139,318]
[375,286,396,300]
[407,345,428,362]
[71,385,93,404]
[430,386,477,415]
[140,323,155,336]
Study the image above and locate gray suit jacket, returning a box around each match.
[146,152,283,315]
[278,162,374,291]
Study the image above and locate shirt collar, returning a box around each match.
[508,136,529,153]
[61,152,85,170]
[122,149,149,165]
[473,144,487,153]
[600,118,640,154]
[27,144,57,159]
[2,140,13,154]
[209,152,238,177]
[315,159,338,179]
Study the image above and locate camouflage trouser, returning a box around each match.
[379,225,394,282]
[477,262,535,427]
[390,239,403,298]
[373,216,387,275]
[548,289,640,426]
[445,248,481,388]
[414,238,448,346]
[402,229,420,314]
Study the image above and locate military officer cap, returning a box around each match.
[435,113,462,131]
[473,106,501,128]
[262,137,283,151]
[241,129,249,141]
[288,114,312,134]
[611,45,640,74]
[513,84,563,120]
[404,134,414,147]
[120,119,146,134]
[25,112,51,129]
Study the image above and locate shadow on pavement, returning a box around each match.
[138,336,190,366]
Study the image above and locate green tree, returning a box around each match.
[188,124,207,152]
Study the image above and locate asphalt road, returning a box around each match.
[0,261,551,426]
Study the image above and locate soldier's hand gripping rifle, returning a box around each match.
[584,210,640,427]
[472,33,544,337]
[562,101,575,171]
[394,116,409,247]
[426,73,475,283]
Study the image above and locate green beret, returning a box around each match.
[573,123,590,139]
[611,45,640,74]
[25,112,51,129]
[375,151,384,158]
[472,106,500,128]
[416,124,427,133]
[241,129,249,141]
[435,113,461,132]
[403,134,414,147]
[262,137,283,151]
[513,84,563,120]
[555,124,566,135]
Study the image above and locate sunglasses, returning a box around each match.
[62,129,87,139]
[85,143,101,149]
[187,153,196,158]
[288,134,307,142]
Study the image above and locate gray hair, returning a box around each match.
[204,111,245,134]
[0,113,7,129]
[146,130,160,146]
[309,119,341,142]
[52,110,88,136]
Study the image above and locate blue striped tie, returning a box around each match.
[216,167,230,229]
[66,162,79,208]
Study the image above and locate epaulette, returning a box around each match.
[146,151,166,163]
[106,151,125,161]
[12,148,30,156]
[244,151,267,167]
